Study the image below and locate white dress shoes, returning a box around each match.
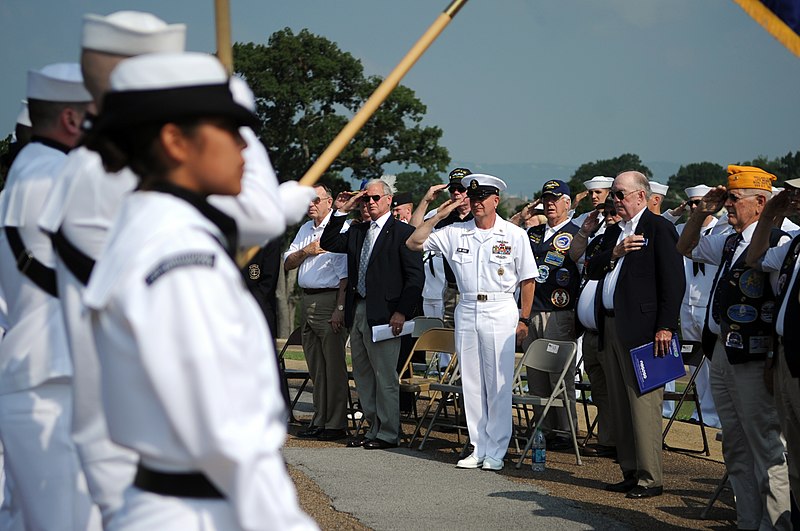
[481,457,504,471]
[456,453,484,469]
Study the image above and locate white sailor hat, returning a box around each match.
[82,11,186,55]
[91,52,257,135]
[15,101,30,127]
[785,179,800,190]
[583,175,613,190]
[649,181,669,195]
[684,184,712,198]
[462,174,506,199]
[27,63,91,102]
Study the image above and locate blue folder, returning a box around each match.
[630,335,686,394]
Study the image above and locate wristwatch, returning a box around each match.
[337,304,345,311]
[518,316,531,327]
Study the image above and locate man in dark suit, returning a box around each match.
[587,171,684,499]
[321,179,424,449]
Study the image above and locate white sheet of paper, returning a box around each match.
[371,320,415,342]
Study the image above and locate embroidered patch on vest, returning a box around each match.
[145,252,216,285]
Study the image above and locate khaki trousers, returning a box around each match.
[710,340,790,530]
[301,291,349,430]
[603,316,663,488]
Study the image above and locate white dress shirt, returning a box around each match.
[284,212,348,289]
[602,206,646,310]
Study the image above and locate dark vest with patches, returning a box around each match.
[711,229,784,364]
[528,221,581,312]
[774,233,800,377]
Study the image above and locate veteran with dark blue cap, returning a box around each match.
[522,179,582,450]
[407,173,538,471]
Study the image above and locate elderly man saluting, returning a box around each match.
[586,171,684,499]
[406,174,538,471]
[678,165,790,530]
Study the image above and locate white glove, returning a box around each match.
[278,181,317,224]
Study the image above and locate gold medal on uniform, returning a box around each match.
[497,266,504,276]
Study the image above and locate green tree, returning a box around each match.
[665,162,727,207]
[738,150,800,186]
[394,170,445,207]
[233,28,449,192]
[566,153,652,213]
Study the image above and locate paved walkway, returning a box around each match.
[284,445,632,530]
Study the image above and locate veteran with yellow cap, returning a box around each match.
[407,173,538,471]
[677,164,791,529]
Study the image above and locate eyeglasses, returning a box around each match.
[311,196,329,205]
[724,192,752,203]
[449,185,467,194]
[687,199,701,207]
[612,189,641,200]
[361,194,387,204]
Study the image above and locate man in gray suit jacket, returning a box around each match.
[321,179,424,449]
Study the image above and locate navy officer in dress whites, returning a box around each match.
[587,170,685,499]
[678,165,790,529]
[407,174,538,471]
[522,179,581,450]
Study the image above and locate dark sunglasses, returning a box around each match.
[611,189,640,200]
[311,196,329,205]
[687,199,701,207]
[448,185,467,194]
[361,194,387,204]
[596,205,617,217]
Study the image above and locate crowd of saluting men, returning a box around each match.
[0,8,798,531]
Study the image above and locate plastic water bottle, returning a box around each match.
[531,428,546,472]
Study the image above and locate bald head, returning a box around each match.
[612,171,650,221]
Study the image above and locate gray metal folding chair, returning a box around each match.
[512,338,582,468]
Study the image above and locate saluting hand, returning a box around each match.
[334,190,365,212]
[580,210,601,235]
[697,186,727,215]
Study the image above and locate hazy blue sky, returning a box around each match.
[1,1,799,182]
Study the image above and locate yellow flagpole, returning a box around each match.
[298,0,469,187]
[215,0,234,74]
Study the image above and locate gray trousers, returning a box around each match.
[523,310,577,435]
[301,291,349,430]
[710,340,790,530]
[581,330,615,447]
[603,316,664,488]
[349,300,401,444]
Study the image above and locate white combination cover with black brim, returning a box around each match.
[84,192,317,531]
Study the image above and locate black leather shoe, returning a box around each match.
[626,485,663,499]
[363,438,398,450]
[580,444,617,458]
[346,436,369,448]
[297,426,323,438]
[546,436,573,451]
[604,478,637,493]
[317,429,347,441]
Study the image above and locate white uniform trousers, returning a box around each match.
[0,378,101,530]
[663,304,720,427]
[455,298,518,461]
[109,488,238,531]
[775,344,800,511]
[710,340,791,530]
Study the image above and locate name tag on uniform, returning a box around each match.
[456,247,469,253]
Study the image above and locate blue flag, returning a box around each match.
[734,0,800,56]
